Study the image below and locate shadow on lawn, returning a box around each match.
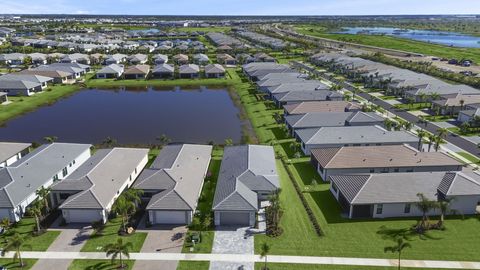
[85,262,131,270]
[376,225,442,242]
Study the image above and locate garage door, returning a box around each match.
[65,209,102,223]
[220,212,250,226]
[154,211,187,224]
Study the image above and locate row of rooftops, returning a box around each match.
[97,63,226,75]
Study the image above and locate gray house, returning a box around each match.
[96,64,124,79]
[283,101,362,115]
[152,64,175,78]
[272,90,344,107]
[0,92,7,104]
[297,125,419,155]
[312,144,462,181]
[285,111,384,136]
[193,53,210,65]
[330,171,480,219]
[133,144,212,225]
[0,143,91,222]
[124,65,150,79]
[128,54,148,65]
[179,64,200,79]
[213,145,280,226]
[204,64,226,78]
[153,54,169,65]
[0,142,31,168]
[51,148,148,224]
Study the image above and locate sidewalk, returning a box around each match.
[11,251,480,269]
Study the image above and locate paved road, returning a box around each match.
[10,251,480,269]
[292,61,480,159]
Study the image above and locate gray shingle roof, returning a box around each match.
[438,172,480,196]
[153,64,174,74]
[212,145,280,212]
[0,142,31,163]
[273,90,343,103]
[97,64,123,74]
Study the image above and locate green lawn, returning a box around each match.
[172,26,231,33]
[254,263,479,270]
[456,152,480,164]
[229,68,480,261]
[0,84,80,124]
[393,102,431,111]
[177,261,210,270]
[182,231,214,254]
[85,77,233,88]
[295,25,480,63]
[81,218,147,252]
[447,127,480,137]
[0,259,37,269]
[1,218,60,251]
[422,115,455,122]
[68,259,134,270]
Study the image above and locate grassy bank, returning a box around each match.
[85,77,234,88]
[295,25,480,63]
[0,84,80,124]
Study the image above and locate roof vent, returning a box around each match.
[111,179,114,181]
[363,159,366,162]
[389,158,393,161]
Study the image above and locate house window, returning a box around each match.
[369,169,375,173]
[404,204,411,213]
[394,168,399,172]
[53,174,59,181]
[135,168,137,174]
[406,169,414,172]
[73,160,76,165]
[376,204,383,215]
[62,167,68,177]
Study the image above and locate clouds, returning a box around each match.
[0,0,478,15]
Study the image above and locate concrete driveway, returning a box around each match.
[132,224,187,270]
[209,227,254,270]
[31,220,93,270]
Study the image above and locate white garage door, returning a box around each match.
[65,209,102,223]
[154,211,187,224]
[220,212,250,226]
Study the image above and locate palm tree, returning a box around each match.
[123,189,143,210]
[102,137,117,148]
[384,237,411,270]
[260,242,270,270]
[436,199,456,229]
[416,129,426,151]
[43,136,58,143]
[0,218,10,233]
[27,200,43,233]
[433,135,444,152]
[224,138,233,146]
[103,238,132,269]
[1,233,31,267]
[156,134,171,146]
[112,196,135,233]
[414,193,437,232]
[436,127,448,139]
[427,133,436,152]
[35,186,51,214]
[268,189,282,232]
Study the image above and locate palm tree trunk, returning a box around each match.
[35,215,40,233]
[120,252,123,268]
[398,251,401,270]
[18,249,23,267]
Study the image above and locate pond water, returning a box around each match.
[0,87,245,145]
[336,27,480,48]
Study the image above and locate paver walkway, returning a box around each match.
[209,227,254,270]
[13,251,480,269]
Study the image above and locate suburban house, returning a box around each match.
[457,106,480,124]
[283,101,362,115]
[0,143,91,222]
[152,64,175,78]
[0,53,25,65]
[272,90,344,107]
[20,69,71,84]
[329,171,480,219]
[0,142,31,168]
[179,64,200,79]
[173,54,189,65]
[60,53,91,65]
[0,74,53,96]
[133,144,212,225]
[124,65,151,79]
[28,53,48,65]
[296,125,419,155]
[285,111,384,136]
[50,148,148,224]
[431,93,480,115]
[311,144,462,181]
[105,54,127,65]
[212,145,280,226]
[128,54,148,65]
[262,82,330,97]
[96,64,124,79]
[204,64,226,78]
[0,92,7,104]
[153,54,168,65]
[193,53,210,65]
[217,53,236,65]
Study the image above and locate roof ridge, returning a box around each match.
[324,147,342,168]
[350,175,372,204]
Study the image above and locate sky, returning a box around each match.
[0,0,479,16]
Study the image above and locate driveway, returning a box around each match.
[209,227,254,270]
[31,221,92,270]
[132,224,187,270]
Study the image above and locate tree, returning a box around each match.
[43,136,58,143]
[460,122,471,134]
[436,127,448,139]
[156,134,171,146]
[268,189,282,233]
[436,199,456,229]
[1,233,31,267]
[402,122,413,131]
[111,196,135,233]
[414,193,437,232]
[260,242,270,270]
[102,137,117,148]
[433,135,444,152]
[123,189,143,210]
[35,186,51,214]
[427,133,436,152]
[384,237,411,270]
[202,213,212,231]
[27,200,43,233]
[224,138,233,146]
[416,129,426,151]
[103,238,132,269]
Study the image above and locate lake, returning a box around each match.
[0,87,245,145]
[336,27,480,48]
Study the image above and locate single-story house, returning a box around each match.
[0,92,7,104]
[329,171,480,219]
[152,64,175,78]
[173,54,189,65]
[51,148,148,224]
[1,53,25,65]
[457,107,480,124]
[193,53,209,65]
[96,64,124,79]
[204,64,226,78]
[432,93,480,116]
[179,64,200,79]
[0,143,91,222]
[212,145,280,226]
[19,69,71,84]
[312,144,462,181]
[153,54,168,65]
[28,53,48,65]
[285,111,384,136]
[105,54,127,65]
[128,54,148,65]
[296,125,419,155]
[0,74,53,96]
[272,90,344,107]
[217,54,236,65]
[133,144,212,225]
[0,142,31,168]
[60,53,90,65]
[263,82,330,97]
[283,101,362,115]
[124,65,150,79]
